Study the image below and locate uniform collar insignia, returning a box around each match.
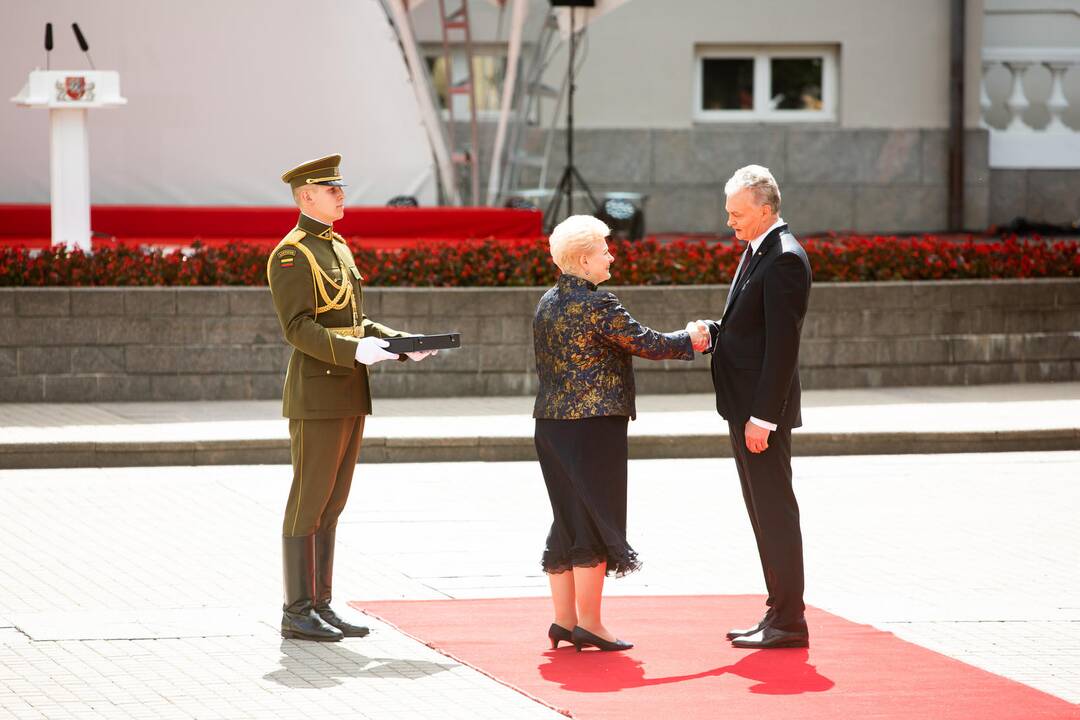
[297,212,334,240]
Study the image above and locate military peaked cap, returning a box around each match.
[281,154,347,188]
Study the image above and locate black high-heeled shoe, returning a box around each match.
[571,625,633,652]
[548,623,573,649]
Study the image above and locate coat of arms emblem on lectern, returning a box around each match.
[55,76,95,102]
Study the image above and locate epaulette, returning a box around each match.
[331,231,346,243]
[267,229,308,278]
[274,228,306,252]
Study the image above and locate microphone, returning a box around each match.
[72,22,88,51]
[45,23,53,69]
[71,23,95,69]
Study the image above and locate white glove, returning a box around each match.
[354,337,398,365]
[405,349,438,362]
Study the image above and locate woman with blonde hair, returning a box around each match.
[533,215,708,652]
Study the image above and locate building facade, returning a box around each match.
[413,0,1080,234]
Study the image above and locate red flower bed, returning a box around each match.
[0,234,1076,286]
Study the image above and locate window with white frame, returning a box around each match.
[694,45,839,122]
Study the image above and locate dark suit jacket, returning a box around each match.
[704,224,812,429]
[533,273,694,420]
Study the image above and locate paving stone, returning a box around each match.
[11,452,1071,712]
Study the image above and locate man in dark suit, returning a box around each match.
[691,165,813,649]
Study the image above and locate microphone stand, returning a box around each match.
[72,23,96,70]
[543,6,600,232]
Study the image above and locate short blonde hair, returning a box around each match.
[724,164,781,213]
[548,215,610,272]
[292,185,309,207]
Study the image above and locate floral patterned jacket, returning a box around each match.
[532,273,694,420]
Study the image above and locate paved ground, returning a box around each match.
[3,383,1080,467]
[0,450,1077,718]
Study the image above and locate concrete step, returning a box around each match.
[4,428,1077,469]
[1,384,1078,469]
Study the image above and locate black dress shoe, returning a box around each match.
[571,626,633,652]
[316,606,371,638]
[731,625,809,649]
[281,608,344,642]
[727,608,776,640]
[726,618,768,641]
[548,623,573,649]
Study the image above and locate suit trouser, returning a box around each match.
[283,416,366,537]
[728,422,806,629]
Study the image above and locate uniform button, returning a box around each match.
[326,370,331,375]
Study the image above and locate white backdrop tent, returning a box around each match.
[1,0,438,207]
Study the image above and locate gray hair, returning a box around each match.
[724,164,781,213]
[548,215,610,273]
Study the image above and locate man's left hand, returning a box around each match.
[744,420,770,454]
[405,349,438,362]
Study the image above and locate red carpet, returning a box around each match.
[352,596,1077,720]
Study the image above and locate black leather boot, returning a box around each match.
[314,527,370,638]
[281,535,343,642]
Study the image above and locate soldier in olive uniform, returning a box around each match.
[267,154,435,641]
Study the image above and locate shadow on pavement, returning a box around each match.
[264,640,457,688]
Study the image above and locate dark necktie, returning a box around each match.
[723,242,752,315]
[732,242,753,289]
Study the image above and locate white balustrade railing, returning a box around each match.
[981,47,1080,168]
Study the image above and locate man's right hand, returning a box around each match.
[686,320,710,352]
[354,337,399,365]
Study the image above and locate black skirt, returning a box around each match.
[534,415,641,577]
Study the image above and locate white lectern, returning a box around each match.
[11,70,126,251]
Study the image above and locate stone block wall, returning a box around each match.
[516,127,991,234]
[0,280,1076,402]
[989,169,1080,228]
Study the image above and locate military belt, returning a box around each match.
[326,326,363,338]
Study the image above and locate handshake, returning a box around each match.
[685,320,711,353]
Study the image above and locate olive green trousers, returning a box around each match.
[283,416,365,537]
